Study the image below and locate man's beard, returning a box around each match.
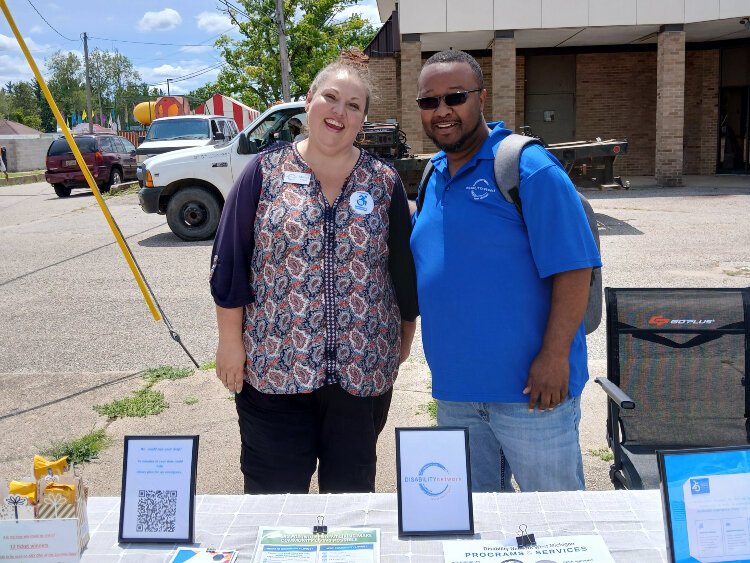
[427,117,482,153]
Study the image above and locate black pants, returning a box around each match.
[235,383,393,494]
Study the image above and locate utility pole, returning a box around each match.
[82,32,93,133]
[274,0,291,102]
[166,79,171,96]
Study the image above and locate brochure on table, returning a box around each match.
[443,535,615,563]
[169,547,238,562]
[657,445,750,563]
[0,517,80,562]
[118,435,199,544]
[252,526,379,562]
[395,427,473,536]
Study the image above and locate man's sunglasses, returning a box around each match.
[416,89,482,110]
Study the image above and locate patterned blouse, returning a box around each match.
[210,143,418,397]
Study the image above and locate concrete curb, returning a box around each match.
[0,173,45,187]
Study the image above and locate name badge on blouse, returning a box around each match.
[349,191,374,215]
[283,171,311,185]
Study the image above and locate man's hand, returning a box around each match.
[523,348,569,411]
[400,320,417,364]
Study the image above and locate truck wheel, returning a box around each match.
[166,187,222,241]
[53,184,71,198]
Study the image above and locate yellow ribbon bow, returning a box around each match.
[8,481,37,505]
[33,454,69,480]
[43,482,76,505]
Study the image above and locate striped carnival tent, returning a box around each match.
[195,94,260,129]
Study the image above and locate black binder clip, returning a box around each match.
[515,524,536,548]
[313,515,328,534]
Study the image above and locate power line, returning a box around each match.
[88,36,225,47]
[25,0,77,41]
[147,62,227,87]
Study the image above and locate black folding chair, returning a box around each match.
[596,287,750,489]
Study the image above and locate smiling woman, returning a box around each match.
[210,60,419,496]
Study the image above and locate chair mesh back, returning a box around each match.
[608,288,749,447]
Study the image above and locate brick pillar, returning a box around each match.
[400,35,423,154]
[655,25,685,186]
[699,50,720,175]
[492,31,516,130]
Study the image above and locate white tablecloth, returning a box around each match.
[83,490,668,562]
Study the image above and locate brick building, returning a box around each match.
[365,1,750,185]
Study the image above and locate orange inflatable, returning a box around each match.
[154,96,191,119]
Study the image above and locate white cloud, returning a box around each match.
[0,34,49,54]
[29,25,44,34]
[180,45,214,54]
[0,54,34,83]
[337,1,382,26]
[196,11,233,34]
[138,8,182,32]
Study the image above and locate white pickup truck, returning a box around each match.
[138,101,307,241]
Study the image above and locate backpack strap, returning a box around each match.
[415,160,435,214]
[493,134,544,217]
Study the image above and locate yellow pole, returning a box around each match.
[0,0,161,321]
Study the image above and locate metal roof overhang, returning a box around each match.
[414,19,750,52]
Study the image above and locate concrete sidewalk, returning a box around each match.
[0,180,748,495]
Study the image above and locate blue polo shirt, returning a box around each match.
[410,122,602,403]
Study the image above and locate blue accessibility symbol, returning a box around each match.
[690,478,710,494]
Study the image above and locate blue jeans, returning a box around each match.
[436,395,585,492]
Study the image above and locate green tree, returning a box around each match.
[34,80,56,132]
[215,0,376,109]
[6,81,42,130]
[45,51,86,122]
[187,82,218,104]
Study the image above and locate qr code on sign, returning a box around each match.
[136,490,177,533]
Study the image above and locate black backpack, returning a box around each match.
[415,134,602,334]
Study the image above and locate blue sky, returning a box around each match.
[0,0,382,95]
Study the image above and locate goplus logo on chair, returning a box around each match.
[648,315,716,327]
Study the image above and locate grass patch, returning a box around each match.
[417,399,437,422]
[184,397,198,406]
[94,388,168,418]
[724,266,750,277]
[589,447,614,462]
[200,360,216,370]
[144,366,194,386]
[6,169,44,178]
[102,184,139,199]
[43,429,111,465]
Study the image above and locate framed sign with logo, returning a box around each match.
[395,427,474,537]
[118,435,199,544]
[657,445,750,563]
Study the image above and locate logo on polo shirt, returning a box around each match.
[465,178,494,201]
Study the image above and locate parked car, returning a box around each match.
[135,115,239,185]
[45,134,138,198]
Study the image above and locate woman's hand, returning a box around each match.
[216,337,246,393]
[399,320,416,365]
[215,306,246,393]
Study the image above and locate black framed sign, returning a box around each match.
[657,445,750,563]
[118,435,199,544]
[395,427,474,537]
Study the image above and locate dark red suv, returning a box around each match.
[45,134,138,197]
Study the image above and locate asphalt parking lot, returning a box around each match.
[0,178,748,494]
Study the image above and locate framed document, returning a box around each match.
[657,445,750,563]
[118,435,199,543]
[395,427,474,536]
